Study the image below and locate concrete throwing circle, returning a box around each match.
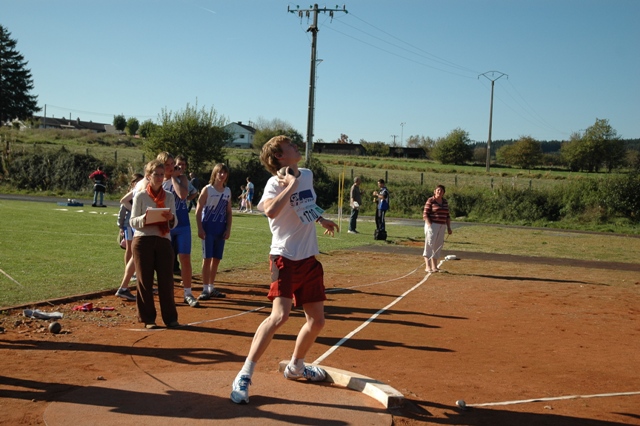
[43,370,392,425]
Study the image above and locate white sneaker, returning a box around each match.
[230,375,251,404]
[347,230,357,234]
[283,364,326,382]
[184,294,200,308]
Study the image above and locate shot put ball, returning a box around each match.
[49,322,62,334]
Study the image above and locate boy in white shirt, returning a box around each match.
[230,135,339,404]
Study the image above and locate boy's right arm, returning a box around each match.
[262,176,298,219]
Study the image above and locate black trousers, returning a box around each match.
[132,236,178,326]
[375,209,386,231]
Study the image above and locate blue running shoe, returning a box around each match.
[231,375,251,404]
[283,364,326,382]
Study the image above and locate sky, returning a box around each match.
[3,0,639,145]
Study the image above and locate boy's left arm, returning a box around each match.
[317,217,339,237]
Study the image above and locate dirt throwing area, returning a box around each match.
[1,245,639,425]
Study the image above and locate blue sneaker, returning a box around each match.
[283,364,326,382]
[230,375,251,404]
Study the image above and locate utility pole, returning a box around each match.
[479,71,507,172]
[288,4,348,163]
[400,122,406,147]
[390,135,398,145]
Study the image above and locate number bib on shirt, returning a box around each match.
[295,202,324,224]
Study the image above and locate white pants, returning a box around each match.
[423,222,446,259]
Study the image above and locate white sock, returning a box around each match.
[288,357,305,373]
[205,284,213,293]
[184,288,193,297]
[239,359,256,378]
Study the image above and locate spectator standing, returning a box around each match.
[195,163,231,300]
[89,166,108,207]
[157,152,199,308]
[423,184,452,273]
[230,135,339,405]
[372,179,389,232]
[348,177,363,234]
[188,172,200,212]
[130,160,179,329]
[238,185,247,212]
[245,177,254,213]
[115,173,144,301]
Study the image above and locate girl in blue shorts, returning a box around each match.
[195,163,232,299]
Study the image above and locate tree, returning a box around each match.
[125,117,139,136]
[497,136,542,169]
[251,117,303,150]
[406,134,435,157]
[561,118,624,172]
[138,119,157,138]
[360,140,390,157]
[432,128,473,165]
[586,118,625,172]
[0,25,39,122]
[336,133,352,144]
[473,146,487,164]
[144,102,230,175]
[113,114,126,132]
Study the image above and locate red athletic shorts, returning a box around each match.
[267,255,326,307]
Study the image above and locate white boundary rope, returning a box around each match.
[326,266,422,293]
[468,391,640,407]
[0,268,23,287]
[313,270,429,365]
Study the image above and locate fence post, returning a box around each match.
[385,170,388,183]
[455,174,458,187]
[421,172,423,185]
[491,177,494,189]
[142,153,145,163]
[529,179,532,190]
[351,168,353,181]
[114,150,117,165]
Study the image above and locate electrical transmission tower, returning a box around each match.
[479,71,507,173]
[288,4,348,163]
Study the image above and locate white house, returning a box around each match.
[224,121,256,149]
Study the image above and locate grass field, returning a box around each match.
[1,198,638,308]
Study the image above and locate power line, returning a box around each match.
[341,12,480,75]
[321,9,567,140]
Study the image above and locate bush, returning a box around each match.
[6,147,133,194]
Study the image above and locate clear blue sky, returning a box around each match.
[3,0,639,144]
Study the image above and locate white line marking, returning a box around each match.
[468,391,640,407]
[326,266,422,293]
[313,271,430,365]
[0,268,23,287]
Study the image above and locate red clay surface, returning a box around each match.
[1,245,639,425]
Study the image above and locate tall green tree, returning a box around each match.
[0,25,39,122]
[138,119,157,138]
[113,114,126,132]
[587,118,625,172]
[562,118,624,172]
[144,102,230,174]
[432,128,473,165]
[251,117,303,150]
[125,117,139,136]
[406,134,435,157]
[496,136,542,169]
